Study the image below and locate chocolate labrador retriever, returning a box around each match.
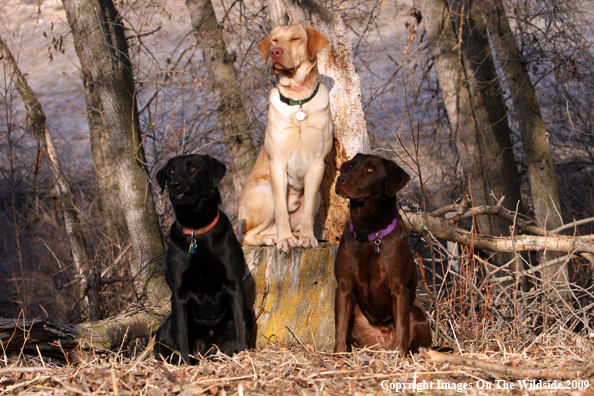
[334,154,432,355]
[237,25,333,253]
[154,154,251,364]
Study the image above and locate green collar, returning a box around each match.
[279,83,320,106]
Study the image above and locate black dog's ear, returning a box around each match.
[383,158,410,197]
[204,154,227,188]
[156,164,167,194]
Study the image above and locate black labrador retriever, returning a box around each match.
[154,154,251,364]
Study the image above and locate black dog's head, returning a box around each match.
[335,153,410,201]
[156,154,227,206]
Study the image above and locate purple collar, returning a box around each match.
[348,217,398,242]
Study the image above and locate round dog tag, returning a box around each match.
[296,109,306,121]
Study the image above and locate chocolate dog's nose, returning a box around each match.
[169,181,181,190]
[337,175,347,185]
[271,47,283,59]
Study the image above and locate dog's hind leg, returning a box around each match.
[350,304,396,350]
[239,219,278,246]
[238,181,278,246]
[408,303,432,353]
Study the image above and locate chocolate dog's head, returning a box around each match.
[335,153,410,201]
[156,154,226,206]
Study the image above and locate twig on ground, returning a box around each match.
[420,349,591,380]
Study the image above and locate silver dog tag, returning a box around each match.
[296,105,305,121]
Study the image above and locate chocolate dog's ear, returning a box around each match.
[340,153,364,173]
[303,25,329,60]
[156,164,167,194]
[383,158,410,197]
[257,31,273,63]
[204,154,227,188]
[339,159,351,174]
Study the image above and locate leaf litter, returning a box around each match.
[1,331,593,395]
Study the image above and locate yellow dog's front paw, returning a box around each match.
[277,235,298,253]
[297,236,318,248]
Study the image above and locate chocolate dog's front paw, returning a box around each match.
[297,235,318,248]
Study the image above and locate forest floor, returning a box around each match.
[1,332,593,395]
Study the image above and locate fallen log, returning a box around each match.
[401,210,594,255]
[0,300,170,358]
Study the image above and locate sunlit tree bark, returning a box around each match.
[185,0,258,196]
[481,0,568,287]
[62,0,168,302]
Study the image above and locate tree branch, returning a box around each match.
[421,349,590,380]
[401,210,594,255]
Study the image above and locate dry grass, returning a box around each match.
[1,332,592,396]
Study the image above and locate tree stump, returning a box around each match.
[243,244,338,351]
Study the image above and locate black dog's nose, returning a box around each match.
[338,175,347,185]
[169,181,181,190]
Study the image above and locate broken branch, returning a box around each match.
[421,349,589,380]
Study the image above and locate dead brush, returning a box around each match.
[1,330,592,395]
[416,237,594,355]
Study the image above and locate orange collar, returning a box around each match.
[175,210,220,237]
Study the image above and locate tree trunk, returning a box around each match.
[185,0,258,197]
[244,244,337,351]
[481,0,568,286]
[65,2,129,254]
[61,0,168,302]
[0,37,98,320]
[451,0,524,237]
[265,0,371,243]
[418,0,524,239]
[416,0,491,234]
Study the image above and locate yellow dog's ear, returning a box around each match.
[257,33,272,62]
[303,25,329,61]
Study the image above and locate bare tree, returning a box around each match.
[66,20,129,251]
[185,0,259,196]
[0,37,99,319]
[451,0,524,235]
[481,0,567,285]
[61,0,168,302]
[415,0,492,234]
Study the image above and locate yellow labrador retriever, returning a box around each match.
[237,25,333,253]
